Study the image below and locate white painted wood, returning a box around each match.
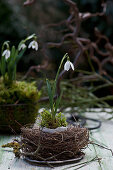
[0,108,113,170]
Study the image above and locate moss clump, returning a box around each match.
[0,79,41,133]
[40,109,67,129]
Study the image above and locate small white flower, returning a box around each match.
[28,40,38,51]
[19,43,26,51]
[64,61,74,71]
[2,49,10,60]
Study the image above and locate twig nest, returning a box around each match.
[21,125,89,161]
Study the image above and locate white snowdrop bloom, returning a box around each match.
[2,49,10,60]
[19,43,26,51]
[28,40,38,51]
[64,61,74,71]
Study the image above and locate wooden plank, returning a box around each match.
[0,109,113,170]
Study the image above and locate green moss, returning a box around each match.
[0,79,41,133]
[40,109,67,129]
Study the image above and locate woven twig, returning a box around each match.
[20,126,89,161]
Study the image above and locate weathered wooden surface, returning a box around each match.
[0,109,113,170]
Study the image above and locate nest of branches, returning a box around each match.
[20,125,89,161]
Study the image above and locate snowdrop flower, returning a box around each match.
[19,43,26,51]
[64,60,74,71]
[2,49,10,60]
[28,40,38,51]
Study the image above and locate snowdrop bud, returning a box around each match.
[28,40,38,51]
[19,43,26,51]
[27,34,35,40]
[64,61,74,71]
[2,49,10,60]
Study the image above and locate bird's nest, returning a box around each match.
[20,125,89,161]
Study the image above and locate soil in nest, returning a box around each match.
[21,126,89,161]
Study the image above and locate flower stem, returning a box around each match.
[52,53,68,118]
